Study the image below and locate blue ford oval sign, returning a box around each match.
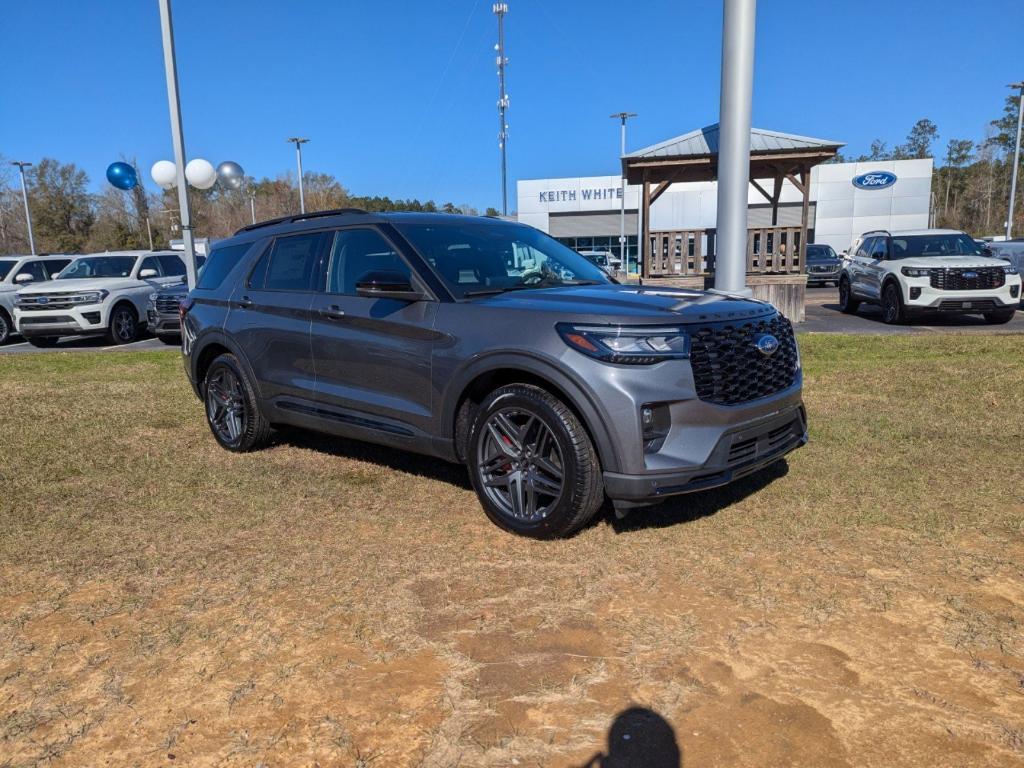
[852,171,897,190]
[755,334,779,356]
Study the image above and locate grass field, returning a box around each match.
[1,335,1023,767]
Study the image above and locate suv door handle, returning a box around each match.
[236,296,254,309]
[322,304,345,320]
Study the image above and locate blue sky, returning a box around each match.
[2,1,1022,210]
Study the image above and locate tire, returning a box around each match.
[983,308,1016,324]
[0,310,11,345]
[158,334,182,346]
[27,336,59,348]
[467,383,603,539]
[106,303,139,345]
[881,282,905,324]
[838,277,860,314]
[203,353,272,452]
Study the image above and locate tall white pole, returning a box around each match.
[610,113,636,273]
[12,162,36,255]
[249,189,257,224]
[157,0,198,289]
[1006,81,1023,239]
[494,3,509,216]
[714,0,756,295]
[287,137,309,214]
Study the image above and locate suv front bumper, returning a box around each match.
[900,276,1021,312]
[603,402,807,506]
[147,308,181,336]
[14,305,109,337]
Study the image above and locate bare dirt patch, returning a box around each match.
[1,336,1023,766]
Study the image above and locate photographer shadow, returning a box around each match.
[577,707,682,768]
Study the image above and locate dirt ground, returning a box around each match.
[1,334,1023,767]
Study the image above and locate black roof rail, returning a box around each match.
[862,229,891,237]
[234,208,369,235]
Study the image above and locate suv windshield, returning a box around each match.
[806,245,837,260]
[56,256,138,279]
[892,234,983,258]
[395,220,611,298]
[0,260,17,281]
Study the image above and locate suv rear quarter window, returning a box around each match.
[196,243,253,290]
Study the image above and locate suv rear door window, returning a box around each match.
[197,243,252,290]
[326,229,411,295]
[249,233,325,291]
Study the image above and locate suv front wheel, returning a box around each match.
[468,384,604,539]
[107,304,139,344]
[838,277,860,314]
[881,283,905,324]
[203,353,272,452]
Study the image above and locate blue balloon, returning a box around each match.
[106,162,138,191]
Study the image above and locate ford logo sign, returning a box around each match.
[37,296,49,304]
[852,171,897,190]
[755,334,779,356]
[962,271,978,279]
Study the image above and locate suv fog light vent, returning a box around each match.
[1012,285,1020,299]
[82,311,101,324]
[641,403,670,454]
[909,287,921,300]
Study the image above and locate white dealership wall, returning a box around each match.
[517,159,933,254]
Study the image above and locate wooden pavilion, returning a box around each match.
[622,124,843,319]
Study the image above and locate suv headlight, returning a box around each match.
[1004,264,1019,275]
[75,289,109,305]
[557,323,690,364]
[901,267,931,277]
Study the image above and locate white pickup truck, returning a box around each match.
[13,250,190,347]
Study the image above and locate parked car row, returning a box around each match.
[3,250,203,347]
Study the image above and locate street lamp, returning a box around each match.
[10,161,36,255]
[1006,81,1023,239]
[493,3,509,216]
[610,113,637,272]
[287,137,310,214]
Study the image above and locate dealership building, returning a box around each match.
[517,131,933,274]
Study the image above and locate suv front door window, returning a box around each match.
[309,228,436,432]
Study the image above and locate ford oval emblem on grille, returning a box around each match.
[962,271,978,279]
[755,334,779,356]
[37,296,49,304]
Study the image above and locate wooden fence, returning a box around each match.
[645,226,805,277]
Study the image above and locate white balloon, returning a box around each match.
[151,160,177,190]
[185,158,217,190]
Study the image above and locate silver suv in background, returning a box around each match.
[0,254,73,344]
[182,210,806,538]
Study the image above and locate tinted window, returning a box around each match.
[870,238,888,259]
[249,232,324,291]
[139,256,162,276]
[45,259,71,277]
[21,261,50,282]
[57,256,137,279]
[0,260,16,281]
[197,243,252,290]
[891,234,984,258]
[855,237,873,258]
[157,255,187,277]
[327,229,410,295]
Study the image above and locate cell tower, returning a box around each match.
[494,3,509,216]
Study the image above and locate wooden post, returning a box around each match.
[798,167,810,273]
[771,173,783,226]
[641,172,651,278]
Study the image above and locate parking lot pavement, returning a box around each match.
[0,335,172,355]
[800,286,1024,334]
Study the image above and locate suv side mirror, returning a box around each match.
[139,268,159,279]
[355,271,423,301]
[14,272,34,284]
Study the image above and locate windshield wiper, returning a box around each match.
[462,280,605,298]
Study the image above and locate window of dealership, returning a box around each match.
[554,235,639,263]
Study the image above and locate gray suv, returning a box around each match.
[182,210,806,538]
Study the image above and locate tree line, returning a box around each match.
[0,160,499,256]
[832,93,1022,236]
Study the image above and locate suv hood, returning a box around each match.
[16,277,141,294]
[891,255,1011,270]
[470,284,775,323]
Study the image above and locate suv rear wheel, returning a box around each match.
[838,277,860,314]
[203,353,272,452]
[107,304,139,344]
[468,384,603,538]
[0,310,11,345]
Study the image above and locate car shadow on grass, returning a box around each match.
[604,460,790,534]
[272,426,472,489]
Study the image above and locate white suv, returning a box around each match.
[13,250,189,347]
[0,254,74,344]
[839,229,1021,324]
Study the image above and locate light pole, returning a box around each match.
[157,0,198,289]
[10,161,36,255]
[1006,81,1023,239]
[715,0,756,296]
[287,137,309,214]
[493,3,509,216]
[249,188,257,224]
[610,113,637,272]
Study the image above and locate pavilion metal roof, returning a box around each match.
[625,124,844,160]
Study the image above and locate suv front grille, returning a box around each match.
[929,267,1004,291]
[155,295,183,314]
[689,314,799,406]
